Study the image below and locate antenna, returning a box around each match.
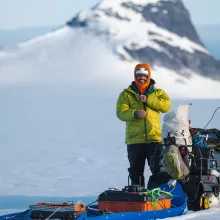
[204,107,220,129]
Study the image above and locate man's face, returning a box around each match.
[136,74,148,84]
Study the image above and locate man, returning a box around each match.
[116,63,171,186]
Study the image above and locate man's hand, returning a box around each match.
[140,95,147,103]
[136,110,146,119]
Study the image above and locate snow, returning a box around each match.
[166,208,220,219]
[0,1,220,218]
[151,7,159,13]
[90,0,210,56]
[0,90,220,218]
[0,27,219,98]
[0,25,220,198]
[98,0,161,8]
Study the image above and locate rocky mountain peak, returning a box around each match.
[67,0,220,80]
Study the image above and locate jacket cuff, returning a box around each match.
[134,111,138,119]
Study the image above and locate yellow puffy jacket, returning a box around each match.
[116,82,171,144]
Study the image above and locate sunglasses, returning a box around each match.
[136,74,148,78]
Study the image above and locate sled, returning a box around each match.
[0,183,187,220]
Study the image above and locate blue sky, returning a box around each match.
[0,0,220,29]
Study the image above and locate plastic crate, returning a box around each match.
[98,199,171,213]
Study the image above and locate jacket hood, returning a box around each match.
[134,63,152,94]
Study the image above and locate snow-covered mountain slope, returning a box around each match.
[0,26,220,98]
[68,0,220,80]
[0,0,220,98]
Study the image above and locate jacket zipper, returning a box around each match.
[143,102,148,143]
[130,90,148,143]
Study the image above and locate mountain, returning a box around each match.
[1,0,220,98]
[67,0,220,80]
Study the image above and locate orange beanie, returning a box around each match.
[134,63,151,94]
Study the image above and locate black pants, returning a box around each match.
[127,142,162,186]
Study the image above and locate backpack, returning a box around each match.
[162,145,190,180]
